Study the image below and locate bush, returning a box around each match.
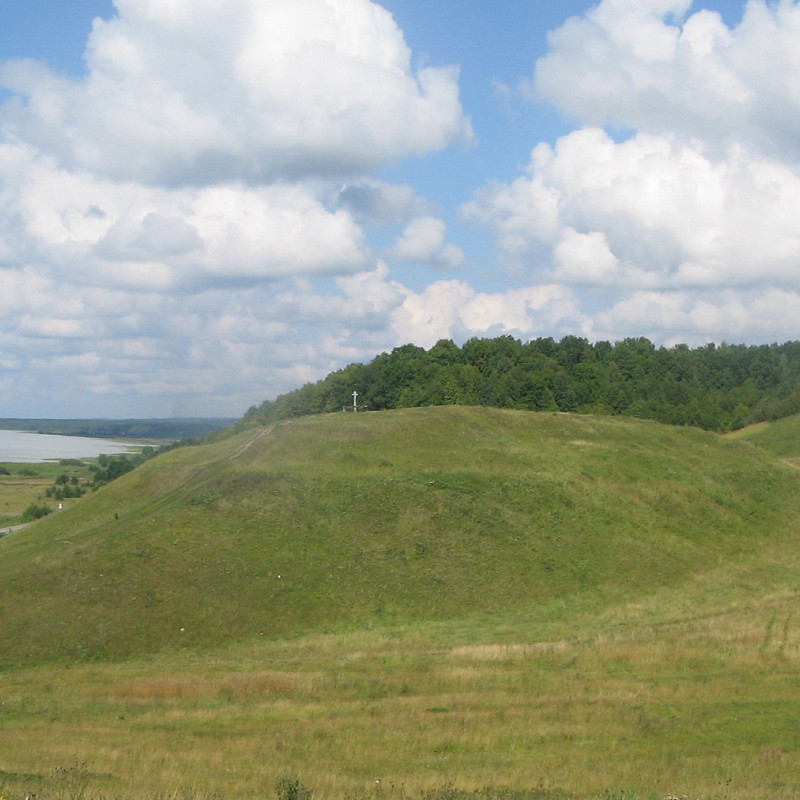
[21,503,53,522]
[276,776,313,800]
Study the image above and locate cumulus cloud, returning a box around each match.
[388,216,465,270]
[591,288,800,346]
[0,0,479,415]
[467,128,800,290]
[335,180,422,226]
[535,0,800,161]
[0,141,373,291]
[7,0,800,418]
[3,264,593,416]
[468,0,800,346]
[391,280,586,348]
[0,0,473,186]
[0,0,474,295]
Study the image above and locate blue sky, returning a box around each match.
[1,0,798,418]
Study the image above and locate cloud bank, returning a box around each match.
[4,0,800,417]
[470,0,800,347]
[0,0,473,415]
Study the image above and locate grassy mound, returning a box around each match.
[2,406,799,668]
[727,411,800,465]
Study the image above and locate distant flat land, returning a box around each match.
[0,417,236,439]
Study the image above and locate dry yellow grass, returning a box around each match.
[2,583,800,800]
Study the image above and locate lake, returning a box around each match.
[0,429,137,463]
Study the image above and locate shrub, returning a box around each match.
[276,776,313,800]
[21,503,53,522]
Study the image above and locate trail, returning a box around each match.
[228,426,274,460]
[0,523,28,538]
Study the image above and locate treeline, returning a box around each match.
[0,418,236,439]
[241,336,800,433]
[38,445,179,514]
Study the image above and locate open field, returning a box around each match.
[0,460,96,526]
[2,407,800,799]
[2,580,800,800]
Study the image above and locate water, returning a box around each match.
[0,429,137,463]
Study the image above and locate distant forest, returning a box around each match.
[241,336,800,433]
[0,418,237,440]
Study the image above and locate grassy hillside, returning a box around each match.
[727,412,800,465]
[3,406,800,799]
[2,406,799,668]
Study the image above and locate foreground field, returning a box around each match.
[2,578,800,800]
[2,407,800,799]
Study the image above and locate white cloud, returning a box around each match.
[535,0,800,161]
[591,288,800,346]
[275,262,405,326]
[1,140,374,292]
[467,128,800,291]
[390,217,447,262]
[463,0,800,357]
[391,281,586,348]
[6,0,800,419]
[0,0,481,416]
[553,228,621,285]
[0,0,472,186]
[388,216,466,270]
[335,180,421,225]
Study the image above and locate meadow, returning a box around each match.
[1,407,800,800]
[0,459,95,527]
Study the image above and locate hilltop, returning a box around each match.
[240,337,800,433]
[2,405,799,668]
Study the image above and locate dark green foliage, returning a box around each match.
[89,443,178,487]
[21,503,53,522]
[43,444,178,500]
[277,776,313,800]
[240,337,800,433]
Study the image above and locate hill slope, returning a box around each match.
[2,406,800,667]
[728,411,800,465]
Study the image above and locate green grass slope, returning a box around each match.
[2,406,799,668]
[727,411,800,465]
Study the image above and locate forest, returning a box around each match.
[241,336,800,433]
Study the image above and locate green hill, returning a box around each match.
[2,405,800,668]
[727,411,800,464]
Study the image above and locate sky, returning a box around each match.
[1,0,799,419]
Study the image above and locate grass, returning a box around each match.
[727,413,800,465]
[0,460,96,526]
[2,407,800,798]
[2,584,800,799]
[3,407,798,665]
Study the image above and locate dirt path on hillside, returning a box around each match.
[228,426,274,460]
[0,523,28,538]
